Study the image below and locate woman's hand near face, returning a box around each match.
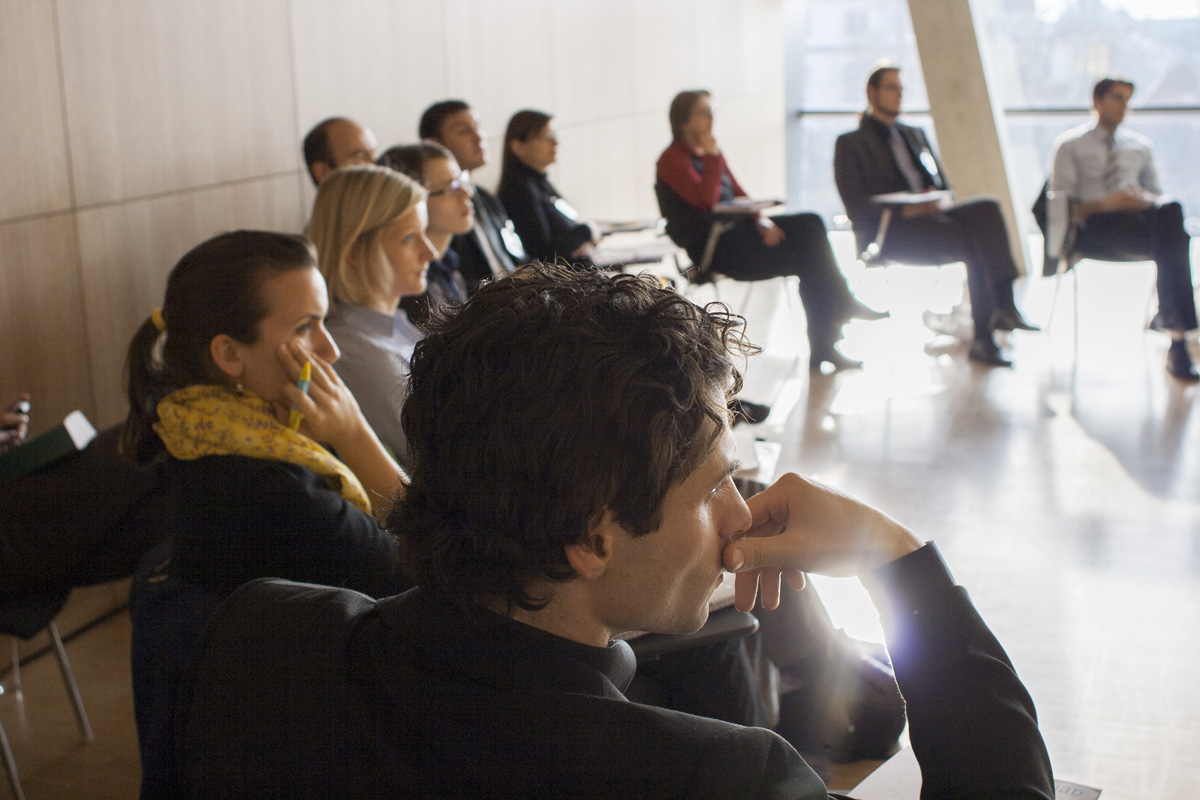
[275,341,406,516]
[274,341,361,443]
[691,130,719,156]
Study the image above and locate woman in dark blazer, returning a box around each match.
[498,110,600,267]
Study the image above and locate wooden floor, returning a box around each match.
[3,245,1198,799]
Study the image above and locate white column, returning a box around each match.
[907,0,1029,274]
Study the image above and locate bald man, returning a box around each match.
[302,117,378,185]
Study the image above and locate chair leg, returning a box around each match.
[8,640,18,695]
[1,719,25,800]
[739,280,756,314]
[1046,272,1063,332]
[47,623,92,742]
[1072,266,1080,364]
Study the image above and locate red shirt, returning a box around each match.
[655,140,748,211]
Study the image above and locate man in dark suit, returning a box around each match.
[834,65,1037,367]
[420,100,527,293]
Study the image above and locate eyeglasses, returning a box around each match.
[428,171,473,197]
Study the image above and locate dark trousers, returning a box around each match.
[877,197,1019,340]
[709,212,856,354]
[1074,201,1198,331]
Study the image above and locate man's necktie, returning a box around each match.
[1103,132,1120,194]
[889,127,926,192]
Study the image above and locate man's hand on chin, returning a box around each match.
[722,473,922,612]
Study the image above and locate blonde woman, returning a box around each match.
[308,165,437,466]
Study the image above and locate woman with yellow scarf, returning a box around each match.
[122,230,411,799]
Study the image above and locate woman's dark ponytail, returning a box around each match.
[119,230,317,464]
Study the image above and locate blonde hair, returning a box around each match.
[308,165,427,306]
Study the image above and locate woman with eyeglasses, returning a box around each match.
[308,165,438,466]
[377,142,474,323]
[498,109,600,266]
[658,90,887,372]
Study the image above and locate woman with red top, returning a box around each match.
[657,90,886,371]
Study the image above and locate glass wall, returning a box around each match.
[786,0,1200,233]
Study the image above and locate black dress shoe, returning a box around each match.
[1167,340,1199,381]
[810,347,863,372]
[991,307,1040,332]
[968,339,1013,368]
[845,299,890,322]
[730,398,771,425]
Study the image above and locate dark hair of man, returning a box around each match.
[1093,76,1135,102]
[668,89,710,142]
[418,100,471,142]
[377,141,455,187]
[499,109,553,187]
[391,263,756,614]
[303,117,352,186]
[867,65,900,90]
[122,231,317,463]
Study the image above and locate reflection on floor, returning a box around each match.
[3,249,1198,800]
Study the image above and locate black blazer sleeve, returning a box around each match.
[869,545,1055,799]
[499,168,592,264]
[833,131,880,234]
[169,456,408,599]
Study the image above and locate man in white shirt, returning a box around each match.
[1049,76,1198,381]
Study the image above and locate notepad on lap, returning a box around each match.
[0,410,97,486]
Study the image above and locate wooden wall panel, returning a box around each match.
[0,0,73,221]
[553,118,639,222]
[713,93,788,201]
[696,0,785,100]
[0,215,95,434]
[550,0,636,126]
[57,0,298,206]
[630,0,700,116]
[290,0,448,156]
[75,176,306,427]
[442,0,556,136]
[634,110,675,219]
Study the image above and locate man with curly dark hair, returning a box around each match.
[376,264,1053,797]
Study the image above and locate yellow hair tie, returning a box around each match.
[151,308,166,332]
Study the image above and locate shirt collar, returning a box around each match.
[378,588,638,697]
[329,301,413,339]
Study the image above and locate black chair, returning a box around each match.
[653,180,737,287]
[1,590,94,800]
[174,579,382,799]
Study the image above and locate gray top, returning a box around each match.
[326,302,421,466]
[1050,121,1161,202]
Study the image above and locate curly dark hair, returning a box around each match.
[390,263,756,613]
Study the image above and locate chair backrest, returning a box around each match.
[174,578,381,798]
[653,181,714,265]
[0,590,70,640]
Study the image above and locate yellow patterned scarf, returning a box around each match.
[153,384,372,514]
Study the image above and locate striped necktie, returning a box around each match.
[1102,131,1120,193]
